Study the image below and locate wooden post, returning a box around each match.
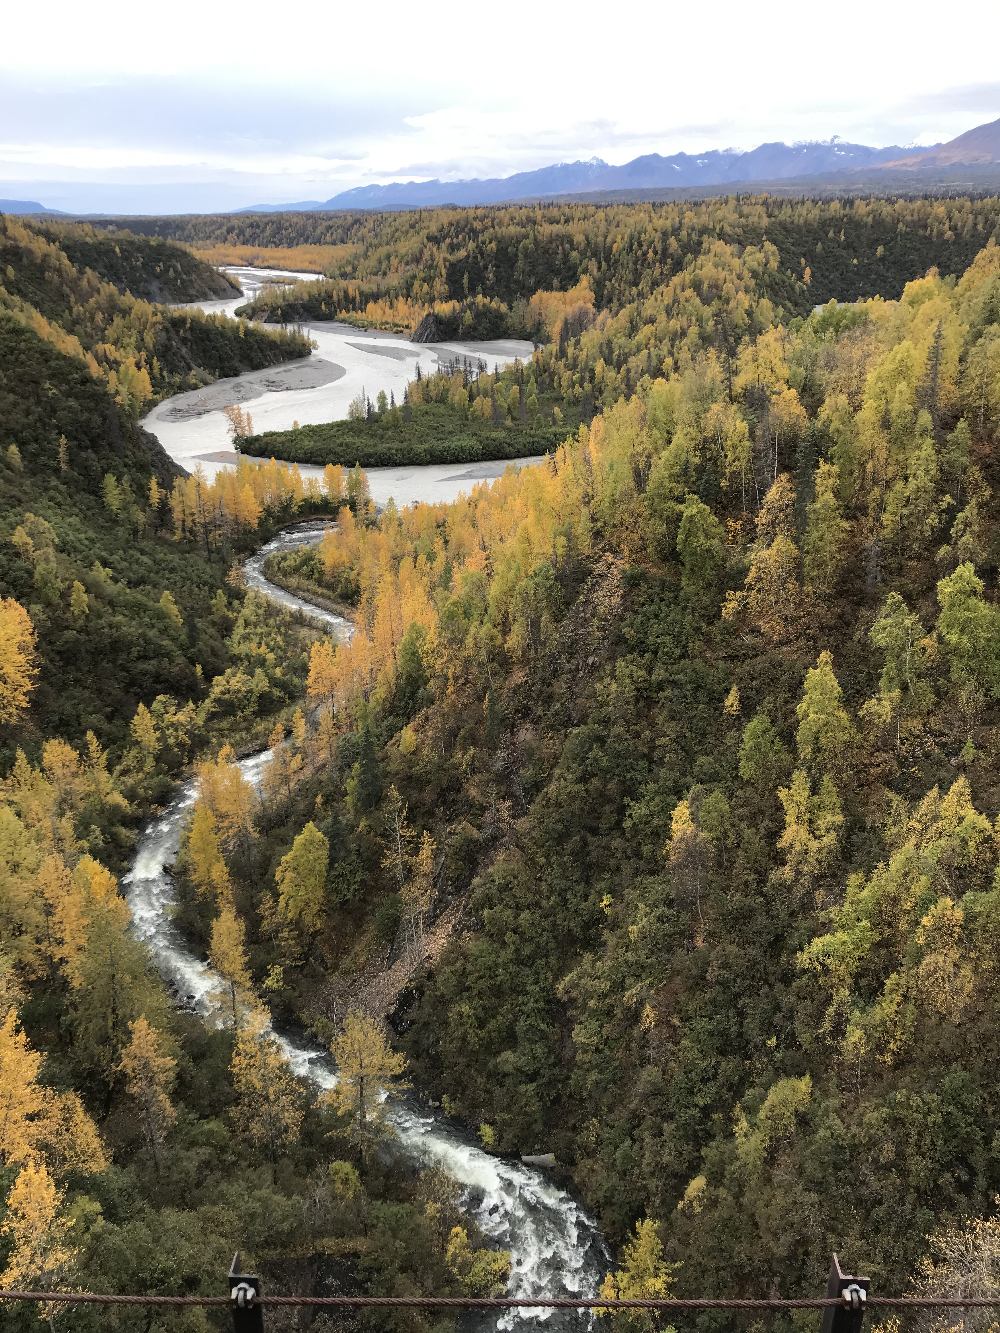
[229,1252,264,1333]
[819,1253,870,1333]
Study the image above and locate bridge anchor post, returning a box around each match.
[820,1253,870,1333]
[229,1252,264,1333]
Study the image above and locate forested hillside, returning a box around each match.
[221,231,1000,1307]
[102,195,1000,325]
[0,214,319,771]
[0,216,312,408]
[33,222,240,303]
[7,200,1000,1325]
[0,217,510,1326]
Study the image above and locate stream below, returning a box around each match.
[123,521,607,1328]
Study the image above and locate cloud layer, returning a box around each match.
[4,0,1000,212]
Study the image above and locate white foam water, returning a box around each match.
[122,526,606,1328]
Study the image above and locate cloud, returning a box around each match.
[895,82,1000,117]
[3,0,1000,213]
[0,73,422,162]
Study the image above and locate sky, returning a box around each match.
[3,0,1000,213]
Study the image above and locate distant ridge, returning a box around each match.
[878,116,1000,169]
[12,118,1000,219]
[0,198,65,215]
[239,139,930,213]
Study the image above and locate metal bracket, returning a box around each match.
[820,1254,871,1333]
[229,1252,264,1333]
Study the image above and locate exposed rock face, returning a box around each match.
[411,313,442,343]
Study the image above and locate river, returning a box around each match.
[123,521,607,1326]
[147,265,541,505]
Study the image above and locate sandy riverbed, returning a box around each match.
[147,266,539,505]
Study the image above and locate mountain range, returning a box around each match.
[4,118,1000,217]
[239,139,934,212]
[880,116,1000,169]
[238,117,1000,214]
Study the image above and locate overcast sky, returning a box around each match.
[3,0,1000,212]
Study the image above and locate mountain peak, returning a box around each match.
[878,116,1000,169]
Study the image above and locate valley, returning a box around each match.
[5,191,1000,1330]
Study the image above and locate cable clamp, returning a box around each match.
[843,1285,867,1312]
[231,1283,256,1309]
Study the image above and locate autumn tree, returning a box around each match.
[665,799,711,928]
[445,1226,511,1296]
[193,745,258,880]
[871,593,933,707]
[936,563,1000,696]
[0,1005,106,1176]
[909,1209,1000,1333]
[865,593,935,745]
[382,785,415,890]
[803,461,848,595]
[676,493,725,593]
[70,580,89,623]
[129,701,160,772]
[0,598,38,725]
[223,403,254,438]
[230,1007,303,1161]
[402,830,435,960]
[209,905,253,1028]
[69,857,171,1084]
[187,803,231,903]
[768,387,809,479]
[326,1010,408,1150]
[323,463,345,502]
[159,589,184,632]
[727,534,806,644]
[776,769,844,887]
[597,1219,677,1333]
[275,822,329,935]
[117,1015,177,1172]
[796,651,855,778]
[315,705,338,764]
[756,472,797,543]
[0,1161,78,1321]
[263,721,293,806]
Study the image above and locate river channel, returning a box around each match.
[146,265,541,504]
[123,521,607,1327]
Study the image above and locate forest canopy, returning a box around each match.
[231,225,1000,1310]
[96,193,1000,320]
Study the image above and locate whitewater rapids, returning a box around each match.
[123,523,606,1328]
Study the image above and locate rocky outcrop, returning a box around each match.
[411,312,442,343]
